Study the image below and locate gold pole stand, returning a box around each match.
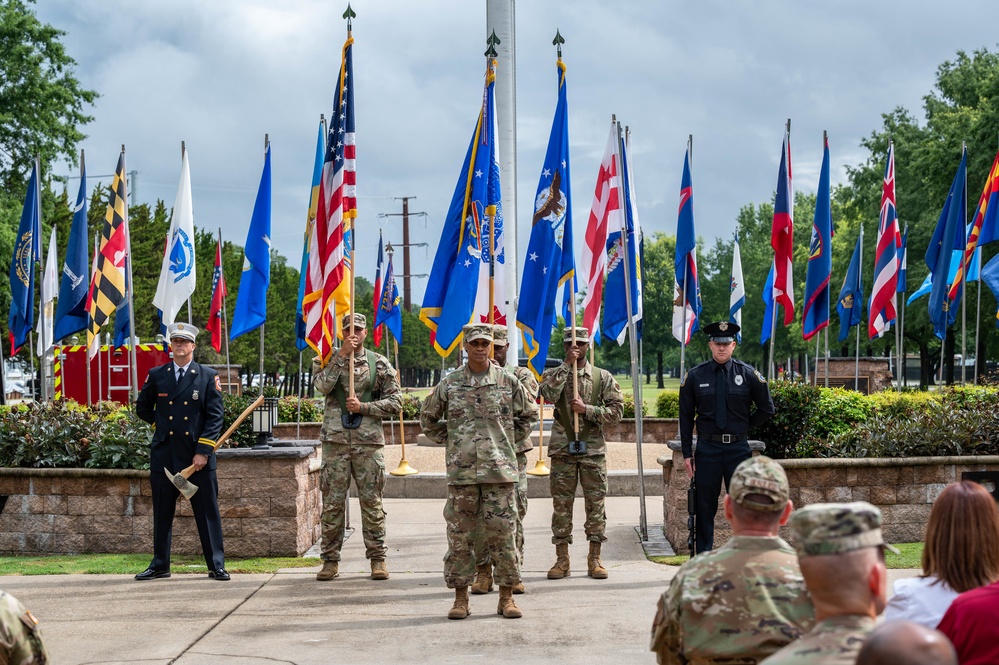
[527,400,550,476]
[389,339,418,477]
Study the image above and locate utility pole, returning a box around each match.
[380,198,428,312]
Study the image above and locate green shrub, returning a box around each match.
[656,391,680,418]
[276,396,322,423]
[221,393,258,448]
[809,388,874,440]
[621,394,649,419]
[400,393,422,420]
[750,380,821,459]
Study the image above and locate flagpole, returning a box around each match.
[975,274,982,383]
[390,338,418,476]
[961,146,968,386]
[855,224,863,389]
[612,119,647,542]
[824,326,829,388]
[217,228,233,395]
[900,222,907,388]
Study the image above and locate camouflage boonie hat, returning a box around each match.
[492,324,509,345]
[790,501,900,557]
[341,312,367,329]
[463,323,494,342]
[728,455,789,512]
[563,327,590,343]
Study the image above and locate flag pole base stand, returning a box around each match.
[526,460,550,477]
[390,459,419,476]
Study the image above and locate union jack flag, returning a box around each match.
[869,142,901,338]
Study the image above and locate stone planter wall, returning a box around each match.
[0,445,321,557]
[274,418,678,445]
[659,446,999,553]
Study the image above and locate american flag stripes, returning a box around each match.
[580,122,621,342]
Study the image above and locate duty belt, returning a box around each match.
[698,433,747,444]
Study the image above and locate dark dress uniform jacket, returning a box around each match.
[136,362,225,471]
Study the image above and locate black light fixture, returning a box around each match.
[251,397,279,449]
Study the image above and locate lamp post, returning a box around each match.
[251,396,278,449]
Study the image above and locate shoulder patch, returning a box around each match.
[215,375,222,391]
[680,371,688,387]
[754,370,767,383]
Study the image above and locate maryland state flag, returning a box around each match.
[87,151,129,352]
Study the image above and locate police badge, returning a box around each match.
[192,390,199,401]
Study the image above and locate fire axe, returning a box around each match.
[164,395,265,499]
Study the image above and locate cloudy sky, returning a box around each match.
[36,0,998,306]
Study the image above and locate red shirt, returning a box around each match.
[937,580,999,665]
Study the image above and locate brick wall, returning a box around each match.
[659,447,999,553]
[0,445,321,557]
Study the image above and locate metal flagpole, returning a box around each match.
[855,224,864,389]
[390,338,418,476]
[975,275,982,383]
[900,222,908,388]
[218,228,233,395]
[961,150,969,386]
[824,327,829,388]
[612,119,647,541]
[27,333,36,401]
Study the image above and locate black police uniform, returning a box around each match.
[679,330,774,553]
[136,361,226,573]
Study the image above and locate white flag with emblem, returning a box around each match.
[153,146,196,325]
[36,226,58,356]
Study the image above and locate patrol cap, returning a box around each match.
[463,323,494,343]
[563,327,590,343]
[703,321,739,343]
[341,312,367,330]
[167,322,198,342]
[492,324,509,345]
[728,455,789,513]
[790,501,900,557]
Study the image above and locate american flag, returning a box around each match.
[771,126,795,325]
[304,35,356,364]
[869,142,901,338]
[580,122,621,342]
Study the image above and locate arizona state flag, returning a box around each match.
[87,151,128,351]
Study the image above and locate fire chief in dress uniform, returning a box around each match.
[679,321,774,554]
[134,323,228,581]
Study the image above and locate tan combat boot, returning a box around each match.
[316,561,339,581]
[511,580,525,594]
[496,585,523,619]
[470,563,493,594]
[448,586,470,620]
[370,559,389,580]
[547,543,571,579]
[587,541,608,579]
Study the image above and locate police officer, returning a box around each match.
[0,590,48,663]
[540,326,624,580]
[680,321,774,553]
[761,502,895,665]
[135,323,228,581]
[312,312,402,582]
[470,325,539,596]
[420,323,535,620]
[651,456,815,664]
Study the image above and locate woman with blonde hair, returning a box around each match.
[884,480,999,628]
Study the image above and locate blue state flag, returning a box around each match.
[374,251,403,344]
[517,60,574,377]
[420,59,502,356]
[907,246,980,306]
[672,146,701,344]
[231,143,273,340]
[837,232,864,342]
[803,135,832,340]
[54,161,91,341]
[980,254,999,328]
[897,225,908,293]
[297,120,324,352]
[8,161,42,353]
[760,262,775,344]
[926,149,968,340]
[603,129,641,345]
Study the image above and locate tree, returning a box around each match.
[0,0,97,189]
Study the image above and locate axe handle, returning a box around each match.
[179,394,266,479]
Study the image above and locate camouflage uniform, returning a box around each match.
[540,334,623,545]
[0,591,47,664]
[760,502,899,665]
[651,455,815,664]
[474,327,540,571]
[420,340,535,589]
[312,314,402,563]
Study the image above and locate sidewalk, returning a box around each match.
[4,495,921,665]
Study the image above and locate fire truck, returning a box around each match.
[53,343,170,405]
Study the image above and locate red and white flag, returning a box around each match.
[580,122,621,340]
[771,127,795,324]
[206,239,228,353]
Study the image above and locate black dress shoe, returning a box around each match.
[209,568,230,581]
[135,567,171,581]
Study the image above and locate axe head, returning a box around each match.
[164,466,199,500]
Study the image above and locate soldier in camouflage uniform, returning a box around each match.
[420,323,535,620]
[760,502,896,665]
[651,456,815,664]
[312,312,402,582]
[470,325,540,596]
[0,590,47,664]
[540,326,623,580]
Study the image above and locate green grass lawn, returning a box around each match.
[0,554,319,576]
[651,542,923,569]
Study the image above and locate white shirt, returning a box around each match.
[173,362,192,382]
[884,575,959,628]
